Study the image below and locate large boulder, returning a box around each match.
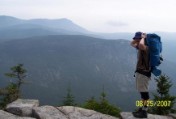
[6,99,39,117]
[57,106,119,119]
[32,105,119,119]
[0,110,36,119]
[120,112,174,119]
[169,114,176,119]
[32,105,67,119]
[3,99,175,119]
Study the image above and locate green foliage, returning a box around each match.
[5,64,27,98]
[83,90,121,117]
[83,97,99,110]
[0,83,18,109]
[0,64,27,109]
[149,75,176,115]
[63,87,76,106]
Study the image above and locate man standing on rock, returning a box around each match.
[131,32,151,118]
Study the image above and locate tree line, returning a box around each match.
[0,64,175,117]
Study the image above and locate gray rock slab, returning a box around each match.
[169,114,176,119]
[120,112,174,119]
[32,105,67,119]
[0,110,36,119]
[6,99,39,117]
[57,106,119,119]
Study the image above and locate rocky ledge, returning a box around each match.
[0,99,175,119]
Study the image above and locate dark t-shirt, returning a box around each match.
[136,47,151,77]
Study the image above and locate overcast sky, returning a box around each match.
[0,0,176,33]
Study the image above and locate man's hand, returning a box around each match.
[142,33,147,39]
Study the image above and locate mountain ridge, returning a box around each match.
[0,15,175,111]
[0,35,137,111]
[0,35,175,111]
[0,15,89,40]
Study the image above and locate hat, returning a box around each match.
[133,32,142,40]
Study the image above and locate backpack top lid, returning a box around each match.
[146,33,162,53]
[147,33,161,40]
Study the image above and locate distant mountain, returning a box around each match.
[0,16,89,40]
[28,18,88,33]
[0,35,175,111]
[1,15,175,41]
[0,15,175,111]
[0,16,25,28]
[0,35,137,111]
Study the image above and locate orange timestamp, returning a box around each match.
[136,100,172,107]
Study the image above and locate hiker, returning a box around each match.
[131,32,151,118]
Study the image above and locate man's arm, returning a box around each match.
[138,34,147,50]
[131,40,139,48]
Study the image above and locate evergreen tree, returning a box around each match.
[98,88,121,117]
[5,64,27,98]
[83,87,121,117]
[0,64,27,109]
[83,96,99,110]
[0,83,18,109]
[63,86,76,106]
[150,75,176,115]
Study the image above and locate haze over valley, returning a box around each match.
[0,16,175,111]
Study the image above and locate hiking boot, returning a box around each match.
[132,110,147,118]
[132,107,142,114]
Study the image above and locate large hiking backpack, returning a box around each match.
[146,33,163,76]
